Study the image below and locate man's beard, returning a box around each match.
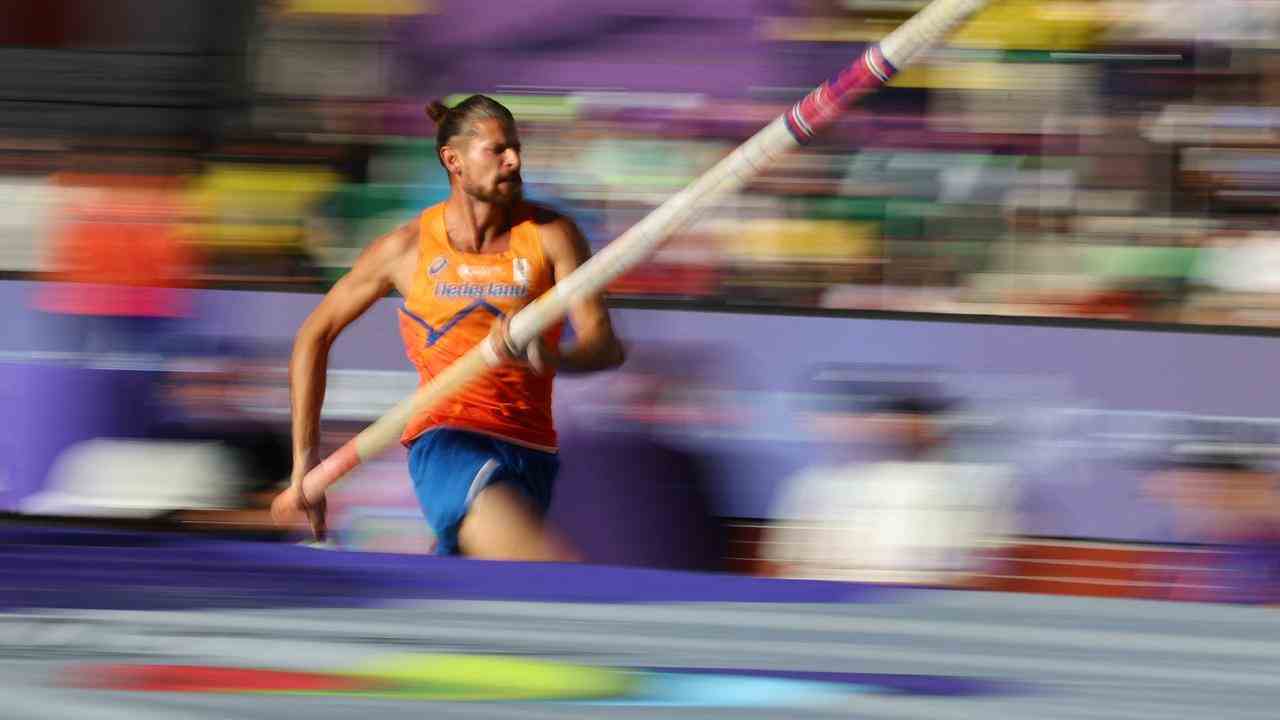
[464,177,522,206]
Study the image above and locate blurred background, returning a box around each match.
[1,0,1279,604]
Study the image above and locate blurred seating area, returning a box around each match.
[2,0,1280,327]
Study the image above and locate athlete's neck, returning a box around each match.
[443,192,514,253]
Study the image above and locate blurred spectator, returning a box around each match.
[185,156,340,286]
[32,157,201,356]
[1183,224,1280,325]
[766,366,1016,585]
[1144,442,1280,603]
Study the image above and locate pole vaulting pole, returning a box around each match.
[292,0,992,507]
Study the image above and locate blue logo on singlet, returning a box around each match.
[428,256,448,276]
[400,301,505,348]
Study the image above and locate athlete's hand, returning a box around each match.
[488,316,559,376]
[271,452,328,541]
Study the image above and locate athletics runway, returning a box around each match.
[2,524,1278,719]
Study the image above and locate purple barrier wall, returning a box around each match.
[3,281,1279,546]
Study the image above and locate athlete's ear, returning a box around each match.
[440,143,463,176]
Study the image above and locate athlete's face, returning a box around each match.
[446,118,523,206]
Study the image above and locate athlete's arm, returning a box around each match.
[540,215,625,374]
[279,222,416,536]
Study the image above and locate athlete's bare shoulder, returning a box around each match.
[377,219,419,256]
[371,219,419,295]
[522,202,586,261]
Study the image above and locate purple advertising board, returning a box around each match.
[3,280,1280,546]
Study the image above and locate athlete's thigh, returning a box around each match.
[458,482,579,562]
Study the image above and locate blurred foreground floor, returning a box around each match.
[1,524,1278,718]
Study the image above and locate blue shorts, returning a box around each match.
[408,428,559,556]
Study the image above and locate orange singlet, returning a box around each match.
[398,202,562,451]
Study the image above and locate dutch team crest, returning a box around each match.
[429,255,448,276]
[512,257,530,286]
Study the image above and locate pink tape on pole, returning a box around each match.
[785,44,898,143]
[305,441,361,497]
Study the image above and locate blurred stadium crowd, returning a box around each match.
[3,0,1280,326]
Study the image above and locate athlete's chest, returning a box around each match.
[416,252,540,305]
